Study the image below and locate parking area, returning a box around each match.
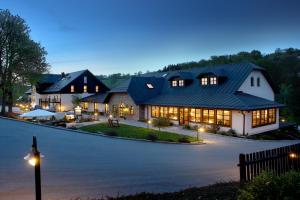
[0,117,298,200]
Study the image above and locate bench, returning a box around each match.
[108,118,119,127]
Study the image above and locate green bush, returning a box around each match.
[238,171,300,200]
[178,136,190,143]
[183,124,192,130]
[145,133,158,141]
[152,117,170,131]
[206,124,220,133]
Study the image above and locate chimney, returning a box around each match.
[61,72,66,78]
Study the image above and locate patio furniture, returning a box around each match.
[108,118,119,127]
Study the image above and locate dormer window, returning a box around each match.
[178,80,184,87]
[95,85,99,92]
[201,77,208,85]
[210,77,217,85]
[70,85,74,93]
[146,83,154,89]
[172,80,177,87]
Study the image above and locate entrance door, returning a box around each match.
[179,108,189,125]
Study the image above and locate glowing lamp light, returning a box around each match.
[74,106,82,116]
[198,127,205,133]
[281,118,286,122]
[289,152,297,159]
[24,153,44,167]
[148,120,152,124]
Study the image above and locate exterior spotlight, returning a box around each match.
[24,136,43,200]
[109,114,113,119]
[147,120,152,128]
[289,152,297,159]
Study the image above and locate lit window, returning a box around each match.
[210,77,217,85]
[146,83,154,89]
[172,80,177,87]
[201,78,208,85]
[217,110,231,126]
[251,77,254,87]
[151,106,160,117]
[95,85,99,92]
[70,85,74,93]
[129,106,134,115]
[178,80,184,87]
[83,85,87,93]
[83,102,88,110]
[257,77,260,87]
[84,76,87,84]
[168,107,178,120]
[252,108,276,127]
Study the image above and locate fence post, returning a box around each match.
[239,154,246,184]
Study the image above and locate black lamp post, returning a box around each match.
[24,136,42,200]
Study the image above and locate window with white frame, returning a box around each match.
[178,80,184,87]
[172,80,177,87]
[210,77,217,85]
[201,77,208,85]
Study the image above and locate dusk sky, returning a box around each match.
[2,0,300,75]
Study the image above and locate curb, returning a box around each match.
[0,116,204,145]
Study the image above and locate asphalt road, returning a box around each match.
[0,118,298,200]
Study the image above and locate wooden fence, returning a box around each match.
[238,143,300,183]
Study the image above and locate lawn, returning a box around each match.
[79,123,199,143]
[247,128,300,140]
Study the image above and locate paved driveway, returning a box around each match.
[0,118,298,200]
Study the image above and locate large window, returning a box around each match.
[168,107,178,120]
[217,110,231,126]
[83,102,88,110]
[252,108,276,127]
[190,108,201,122]
[160,106,168,118]
[151,106,159,117]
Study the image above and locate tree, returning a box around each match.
[72,95,82,108]
[0,9,48,115]
[151,117,170,131]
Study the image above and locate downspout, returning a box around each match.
[242,111,246,136]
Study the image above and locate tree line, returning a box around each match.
[0,9,48,115]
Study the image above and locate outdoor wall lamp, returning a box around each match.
[24,136,43,200]
[147,120,152,128]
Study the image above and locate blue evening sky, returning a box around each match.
[1,0,300,75]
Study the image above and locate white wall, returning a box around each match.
[238,70,274,100]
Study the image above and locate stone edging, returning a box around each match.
[0,116,204,145]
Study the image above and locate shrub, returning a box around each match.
[152,117,170,131]
[183,124,191,130]
[105,131,118,136]
[206,124,220,133]
[145,133,158,141]
[238,171,300,200]
[227,129,237,136]
[178,136,190,143]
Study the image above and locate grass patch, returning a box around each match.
[79,123,199,143]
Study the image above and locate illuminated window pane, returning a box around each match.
[172,80,177,87]
[201,78,208,85]
[70,85,74,93]
[95,85,99,92]
[179,80,184,87]
[83,85,87,93]
[210,77,217,85]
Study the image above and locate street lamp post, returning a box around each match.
[24,136,42,200]
[197,127,205,141]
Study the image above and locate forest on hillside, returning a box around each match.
[159,48,300,123]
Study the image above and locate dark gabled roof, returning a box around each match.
[144,92,283,110]
[43,70,87,93]
[107,62,281,109]
[81,92,109,103]
[38,74,61,84]
[107,76,164,104]
[167,71,194,80]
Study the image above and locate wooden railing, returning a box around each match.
[238,143,300,183]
